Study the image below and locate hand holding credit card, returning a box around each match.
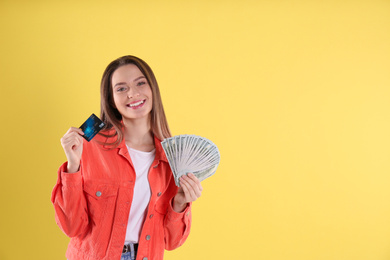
[79,114,105,141]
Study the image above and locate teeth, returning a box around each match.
[129,100,144,107]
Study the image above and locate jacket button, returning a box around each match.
[146,235,151,240]
[153,164,158,168]
[157,192,162,197]
[143,258,148,260]
[96,191,102,197]
[149,214,153,219]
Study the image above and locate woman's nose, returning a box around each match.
[127,87,140,98]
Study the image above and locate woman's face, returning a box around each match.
[111,64,153,121]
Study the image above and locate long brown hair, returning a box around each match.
[99,55,171,147]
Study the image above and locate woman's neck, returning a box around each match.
[123,117,155,152]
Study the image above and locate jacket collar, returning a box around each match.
[98,129,168,163]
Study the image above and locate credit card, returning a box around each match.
[79,113,105,142]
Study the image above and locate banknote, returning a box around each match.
[161,135,220,187]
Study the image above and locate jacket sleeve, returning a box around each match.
[51,162,89,238]
[163,196,192,250]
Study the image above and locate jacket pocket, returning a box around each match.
[81,182,119,258]
[84,182,118,219]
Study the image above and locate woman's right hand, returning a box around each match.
[60,127,84,173]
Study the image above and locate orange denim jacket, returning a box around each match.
[51,132,191,260]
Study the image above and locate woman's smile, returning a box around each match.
[127,99,146,109]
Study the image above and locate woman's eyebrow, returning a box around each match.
[113,76,146,87]
[133,76,146,82]
[113,82,127,87]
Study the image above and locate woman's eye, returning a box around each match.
[137,81,146,86]
[116,86,127,92]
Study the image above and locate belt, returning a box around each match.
[123,243,138,253]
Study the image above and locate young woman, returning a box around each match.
[51,55,202,260]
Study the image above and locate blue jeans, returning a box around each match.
[121,243,138,260]
[121,251,137,260]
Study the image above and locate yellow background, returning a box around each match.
[1,0,390,259]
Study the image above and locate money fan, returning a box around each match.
[161,135,220,187]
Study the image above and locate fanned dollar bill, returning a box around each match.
[161,135,220,187]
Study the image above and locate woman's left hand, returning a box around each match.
[173,173,203,213]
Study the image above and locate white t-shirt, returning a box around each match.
[125,146,155,244]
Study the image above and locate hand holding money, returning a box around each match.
[173,173,203,212]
